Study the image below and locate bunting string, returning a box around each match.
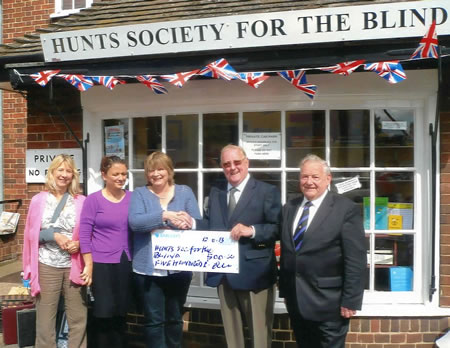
[27,22,446,100]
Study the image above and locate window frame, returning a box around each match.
[52,0,94,18]
[82,71,438,314]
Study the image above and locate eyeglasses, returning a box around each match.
[222,158,246,169]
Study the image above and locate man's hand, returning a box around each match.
[340,306,357,318]
[230,223,253,241]
[163,211,193,229]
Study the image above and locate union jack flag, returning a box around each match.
[198,58,237,81]
[29,70,61,87]
[61,74,94,91]
[91,76,124,90]
[364,61,407,84]
[278,70,317,99]
[238,72,270,88]
[320,60,365,76]
[136,75,168,94]
[160,69,199,87]
[410,21,439,59]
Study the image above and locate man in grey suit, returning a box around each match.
[279,154,366,348]
[196,144,281,348]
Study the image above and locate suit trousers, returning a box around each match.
[35,262,87,348]
[286,296,349,348]
[217,280,275,348]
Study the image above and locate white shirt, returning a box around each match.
[292,190,329,235]
[227,173,251,205]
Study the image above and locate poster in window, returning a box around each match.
[104,125,125,158]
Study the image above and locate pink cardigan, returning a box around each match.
[22,191,86,297]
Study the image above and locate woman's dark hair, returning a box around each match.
[100,156,127,174]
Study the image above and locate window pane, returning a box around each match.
[133,117,162,169]
[243,111,281,168]
[103,119,128,162]
[375,109,414,167]
[130,171,146,189]
[166,115,198,169]
[174,172,198,200]
[374,172,414,230]
[251,172,281,193]
[286,110,325,167]
[374,235,414,291]
[330,110,370,167]
[286,172,300,202]
[203,113,238,168]
[331,172,370,217]
[62,0,72,10]
[203,172,227,201]
[74,0,86,9]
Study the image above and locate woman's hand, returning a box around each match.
[65,240,80,254]
[80,263,93,286]
[54,233,71,251]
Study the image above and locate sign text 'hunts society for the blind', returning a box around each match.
[151,230,239,273]
[41,0,450,62]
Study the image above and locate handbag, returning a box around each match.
[39,192,69,243]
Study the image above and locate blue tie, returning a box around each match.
[293,201,312,251]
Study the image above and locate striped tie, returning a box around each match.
[293,201,312,251]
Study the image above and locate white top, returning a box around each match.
[292,190,329,235]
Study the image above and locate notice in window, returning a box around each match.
[151,230,239,273]
[242,132,281,160]
[388,203,413,230]
[104,125,125,158]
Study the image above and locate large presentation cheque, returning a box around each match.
[151,230,239,273]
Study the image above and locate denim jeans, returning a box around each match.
[134,272,192,348]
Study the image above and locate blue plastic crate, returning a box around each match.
[389,266,413,291]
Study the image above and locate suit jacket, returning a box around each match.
[196,177,281,291]
[279,191,366,322]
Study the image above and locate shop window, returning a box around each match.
[101,105,421,303]
[53,0,94,17]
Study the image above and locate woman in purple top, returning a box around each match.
[79,156,131,348]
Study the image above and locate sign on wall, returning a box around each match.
[26,149,83,183]
[242,132,281,160]
[41,0,450,62]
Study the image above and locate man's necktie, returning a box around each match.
[293,201,312,251]
[228,187,238,218]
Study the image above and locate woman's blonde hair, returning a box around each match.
[144,151,175,186]
[45,154,80,196]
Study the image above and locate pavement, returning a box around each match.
[0,259,27,348]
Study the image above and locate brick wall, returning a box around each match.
[124,311,449,348]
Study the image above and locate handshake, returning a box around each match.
[163,211,194,230]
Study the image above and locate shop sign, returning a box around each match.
[243,132,281,160]
[41,0,449,62]
[26,149,83,183]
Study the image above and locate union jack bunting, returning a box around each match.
[320,60,365,76]
[238,72,270,88]
[410,21,439,60]
[136,75,168,94]
[29,70,61,87]
[91,76,124,90]
[61,74,94,91]
[364,61,407,84]
[198,58,237,81]
[278,70,317,99]
[160,69,199,87]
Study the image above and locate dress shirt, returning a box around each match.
[227,174,255,238]
[292,190,329,235]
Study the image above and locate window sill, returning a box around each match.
[50,9,84,18]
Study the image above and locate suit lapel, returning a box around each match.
[299,191,334,252]
[218,188,228,226]
[286,197,302,251]
[229,177,255,223]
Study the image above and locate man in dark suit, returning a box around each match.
[279,154,366,348]
[196,144,281,348]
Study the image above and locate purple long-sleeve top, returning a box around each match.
[79,189,131,263]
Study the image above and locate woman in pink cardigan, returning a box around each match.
[22,154,87,348]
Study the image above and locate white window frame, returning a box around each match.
[51,0,93,18]
[82,70,448,315]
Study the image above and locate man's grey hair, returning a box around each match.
[299,154,331,175]
[220,144,247,162]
